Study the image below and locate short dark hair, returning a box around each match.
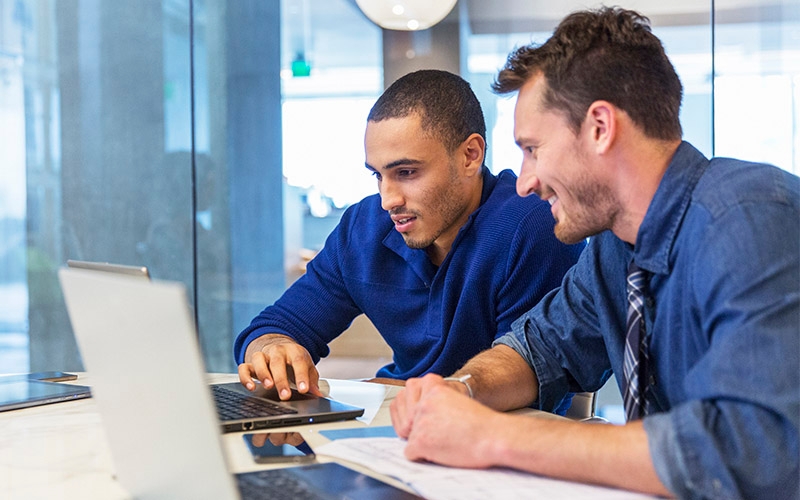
[369,69,487,154]
[492,7,682,141]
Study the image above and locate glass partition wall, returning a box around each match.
[1,0,797,374]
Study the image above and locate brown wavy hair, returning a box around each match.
[493,7,682,141]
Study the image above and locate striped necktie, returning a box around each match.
[623,260,649,422]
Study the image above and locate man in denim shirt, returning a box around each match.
[391,7,799,499]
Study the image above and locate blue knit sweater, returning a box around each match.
[234,168,584,380]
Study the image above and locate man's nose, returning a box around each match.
[516,164,540,197]
[380,180,404,212]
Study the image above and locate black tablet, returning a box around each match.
[0,379,91,412]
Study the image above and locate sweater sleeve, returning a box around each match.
[233,205,364,364]
[494,199,585,338]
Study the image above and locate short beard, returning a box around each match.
[401,232,431,249]
[554,182,617,244]
[401,162,466,250]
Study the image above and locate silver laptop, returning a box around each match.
[60,264,364,432]
[59,266,364,431]
[66,259,151,279]
[58,267,418,499]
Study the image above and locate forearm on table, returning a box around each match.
[452,345,538,411]
[488,415,671,497]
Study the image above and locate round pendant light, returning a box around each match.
[355,0,458,31]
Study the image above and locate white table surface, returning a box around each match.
[0,373,405,499]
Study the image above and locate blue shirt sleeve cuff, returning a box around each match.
[643,411,684,497]
[644,404,742,499]
[493,326,570,413]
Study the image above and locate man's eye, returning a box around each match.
[398,169,414,177]
[371,171,382,181]
[523,146,537,160]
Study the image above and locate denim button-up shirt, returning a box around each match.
[496,142,799,499]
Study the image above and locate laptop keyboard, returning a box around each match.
[236,468,326,500]
[211,384,297,420]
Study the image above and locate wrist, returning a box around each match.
[443,373,474,398]
[245,333,295,362]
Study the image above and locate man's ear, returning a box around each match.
[461,133,486,176]
[586,100,616,154]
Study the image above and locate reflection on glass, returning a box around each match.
[714,17,800,175]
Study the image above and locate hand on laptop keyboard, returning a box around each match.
[239,334,324,401]
[212,384,297,420]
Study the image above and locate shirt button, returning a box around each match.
[646,297,655,308]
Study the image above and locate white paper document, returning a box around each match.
[318,378,388,425]
[316,437,656,499]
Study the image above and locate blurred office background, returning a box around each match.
[1,0,798,418]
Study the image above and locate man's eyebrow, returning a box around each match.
[364,158,423,171]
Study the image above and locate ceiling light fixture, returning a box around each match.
[355,0,458,31]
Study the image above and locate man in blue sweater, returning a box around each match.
[235,70,584,402]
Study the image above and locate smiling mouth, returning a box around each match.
[396,217,415,225]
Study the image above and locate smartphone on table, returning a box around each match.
[243,432,316,464]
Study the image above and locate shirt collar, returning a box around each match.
[634,141,709,275]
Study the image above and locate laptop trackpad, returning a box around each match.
[254,385,317,402]
[220,382,350,412]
